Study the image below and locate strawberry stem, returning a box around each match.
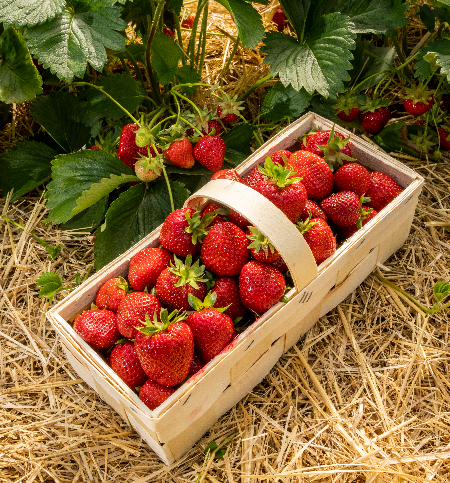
[161,164,175,213]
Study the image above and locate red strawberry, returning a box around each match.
[358,95,391,135]
[337,106,359,122]
[217,94,243,123]
[156,255,208,311]
[246,226,280,263]
[403,85,434,117]
[186,293,235,362]
[90,145,100,150]
[110,342,148,389]
[269,150,292,165]
[117,124,159,169]
[116,292,162,339]
[217,106,238,123]
[270,256,288,273]
[139,379,175,410]
[159,207,214,257]
[320,190,363,227]
[333,95,359,122]
[186,120,222,138]
[272,6,289,31]
[333,162,370,197]
[239,260,286,314]
[128,247,173,292]
[194,135,226,171]
[202,203,228,225]
[296,217,336,265]
[287,150,334,200]
[438,125,450,150]
[300,199,327,222]
[365,172,403,211]
[95,277,128,312]
[181,15,195,29]
[73,309,120,349]
[164,137,195,168]
[228,209,251,230]
[211,168,242,182]
[211,276,248,320]
[163,27,175,38]
[201,222,250,276]
[188,353,205,377]
[338,206,378,239]
[244,157,307,222]
[134,309,194,387]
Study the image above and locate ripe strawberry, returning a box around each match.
[156,255,208,311]
[181,15,195,29]
[188,353,205,377]
[270,256,288,273]
[159,207,215,257]
[73,309,120,349]
[287,150,334,200]
[186,119,222,138]
[217,94,244,123]
[300,199,327,222]
[194,135,226,171]
[244,157,307,222]
[333,162,370,197]
[217,106,238,123]
[403,85,434,117]
[246,226,280,263]
[90,145,100,150]
[358,95,391,135]
[211,276,248,320]
[438,125,450,150]
[186,292,235,362]
[164,137,195,169]
[128,247,173,291]
[333,95,359,122]
[163,27,175,38]
[134,308,194,387]
[269,150,292,165]
[320,190,363,227]
[228,209,250,230]
[272,6,289,31]
[95,277,128,312]
[296,217,336,265]
[338,206,378,239]
[116,292,162,339]
[365,172,403,211]
[139,379,175,410]
[201,222,250,276]
[211,168,242,182]
[239,260,286,314]
[110,342,148,389]
[117,124,159,169]
[202,203,228,225]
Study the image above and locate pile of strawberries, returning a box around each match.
[74,127,403,411]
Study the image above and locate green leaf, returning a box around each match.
[94,180,190,269]
[150,32,183,85]
[261,82,311,121]
[45,150,135,224]
[372,122,421,157]
[261,12,355,97]
[433,281,450,303]
[85,72,145,120]
[415,40,450,83]
[309,96,341,122]
[175,65,201,96]
[222,123,254,164]
[166,0,183,15]
[36,272,64,302]
[0,28,43,103]
[0,141,57,203]
[24,5,127,81]
[30,91,102,153]
[0,0,65,28]
[419,4,437,32]
[215,0,264,48]
[166,163,215,176]
[61,197,109,232]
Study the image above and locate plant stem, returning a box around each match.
[145,1,165,105]
[238,74,273,102]
[125,47,147,89]
[161,165,175,212]
[171,88,204,120]
[188,0,208,67]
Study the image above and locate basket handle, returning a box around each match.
[184,179,318,293]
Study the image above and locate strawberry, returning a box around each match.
[156,255,208,311]
[403,85,434,117]
[186,118,222,138]
[300,199,327,222]
[246,226,280,263]
[163,27,175,38]
[438,125,450,150]
[287,150,334,200]
[128,247,173,291]
[217,94,244,123]
[202,203,228,225]
[116,292,162,339]
[333,162,370,197]
[95,277,128,312]
[296,217,336,265]
[90,145,100,150]
[194,135,226,171]
[117,124,159,169]
[134,308,194,387]
[334,95,359,122]
[239,260,286,314]
[272,6,289,31]
[164,137,195,169]
[210,276,248,320]
[320,190,364,227]
[201,222,250,276]
[188,353,205,377]
[181,15,195,29]
[269,150,292,165]
[269,256,288,273]
[358,96,391,135]
[186,292,235,362]
[228,209,251,230]
[244,157,307,222]
[110,342,148,389]
[338,206,377,239]
[211,168,242,182]
[134,152,164,182]
[139,379,175,410]
[159,207,215,257]
[73,309,120,349]
[365,172,403,211]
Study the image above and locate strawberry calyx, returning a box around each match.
[258,157,302,188]
[333,95,358,116]
[410,132,435,153]
[315,125,356,170]
[246,226,276,258]
[295,212,318,234]
[184,207,216,245]
[134,152,165,181]
[359,94,390,114]
[137,308,187,336]
[116,276,131,294]
[216,94,244,121]
[404,84,434,105]
[188,291,229,312]
[356,195,372,229]
[170,254,208,289]
[135,125,155,148]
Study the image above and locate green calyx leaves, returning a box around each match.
[296,212,318,234]
[258,157,301,188]
[137,308,187,336]
[246,226,275,257]
[184,207,216,245]
[359,93,390,113]
[135,126,154,148]
[318,125,356,171]
[170,255,208,289]
[188,291,229,313]
[403,84,434,105]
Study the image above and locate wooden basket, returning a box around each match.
[46,112,424,464]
